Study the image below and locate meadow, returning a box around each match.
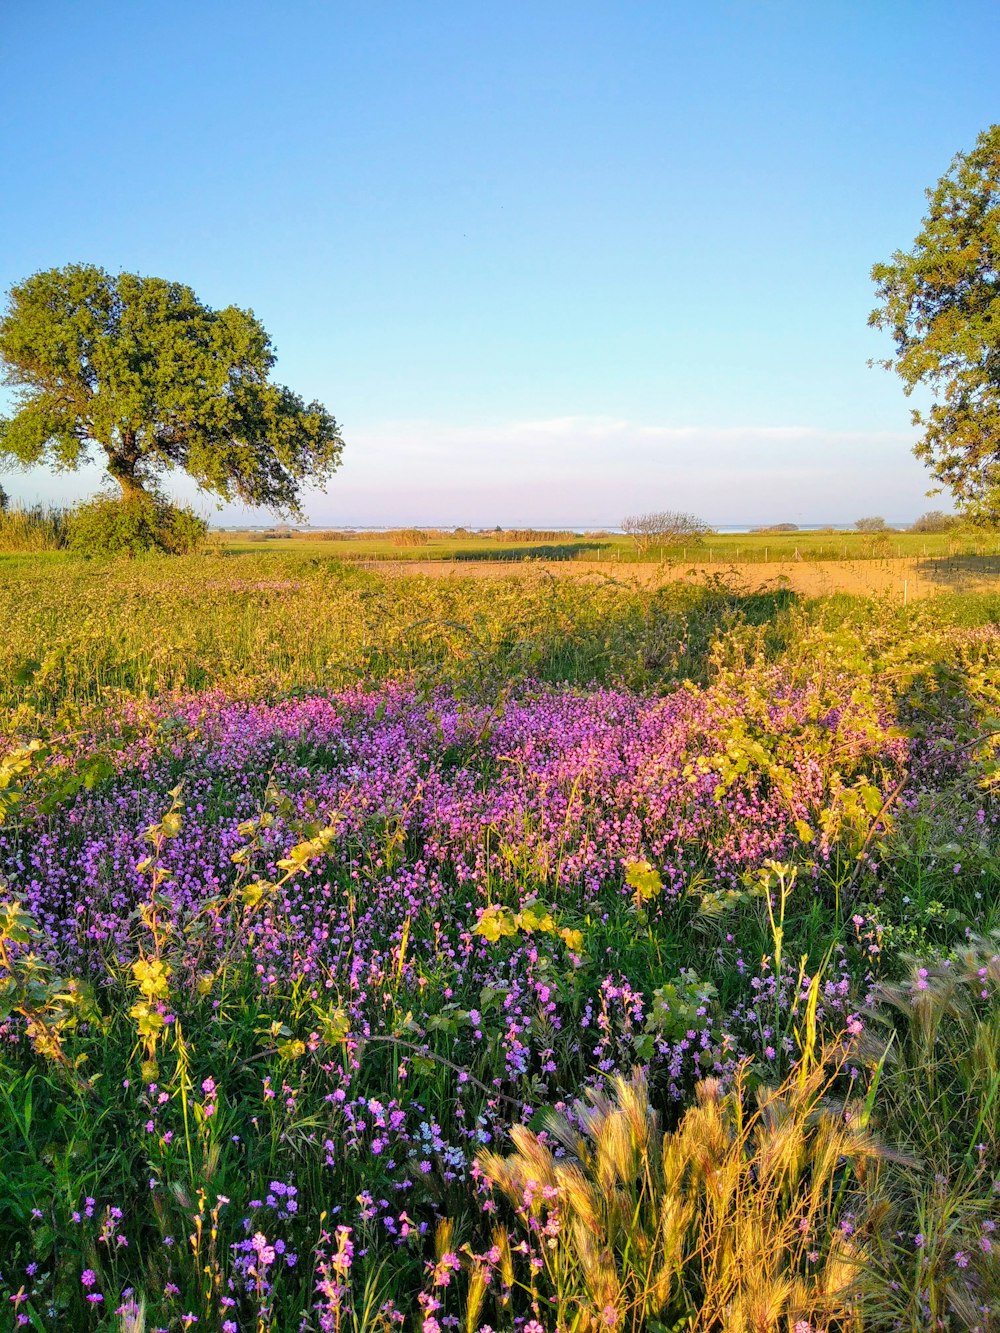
[2,551,1000,1331]
[222,528,1000,566]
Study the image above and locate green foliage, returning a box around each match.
[855,515,889,532]
[871,124,1000,519]
[473,899,584,952]
[911,509,959,534]
[0,264,344,515]
[67,491,208,556]
[3,554,1000,731]
[644,969,717,1045]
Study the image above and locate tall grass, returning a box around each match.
[2,552,1000,728]
[0,502,69,552]
[479,1047,881,1332]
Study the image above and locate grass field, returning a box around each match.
[220,527,1000,565]
[2,551,1000,1331]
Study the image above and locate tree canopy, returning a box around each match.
[0,265,344,515]
[870,125,1000,520]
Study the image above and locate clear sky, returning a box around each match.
[2,1,999,527]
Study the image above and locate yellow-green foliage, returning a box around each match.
[3,554,1000,734]
[0,556,787,722]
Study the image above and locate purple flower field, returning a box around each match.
[0,652,997,1330]
[5,677,902,960]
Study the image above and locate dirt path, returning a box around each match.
[351,556,1000,599]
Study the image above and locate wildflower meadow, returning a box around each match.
[2,556,1000,1331]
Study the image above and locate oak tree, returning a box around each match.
[0,265,344,515]
[870,125,1000,520]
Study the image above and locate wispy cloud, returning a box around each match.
[295,416,930,526]
[4,416,933,527]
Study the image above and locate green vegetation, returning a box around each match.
[0,264,344,514]
[0,502,69,553]
[67,491,209,557]
[1,517,997,564]
[222,526,1000,564]
[4,551,1000,725]
[0,554,798,720]
[871,122,1000,522]
[2,557,1000,1330]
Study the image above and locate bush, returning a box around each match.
[910,509,959,534]
[622,511,711,555]
[491,528,574,542]
[390,527,431,546]
[0,484,7,513]
[855,515,890,532]
[67,491,208,557]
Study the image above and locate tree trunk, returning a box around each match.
[106,439,145,501]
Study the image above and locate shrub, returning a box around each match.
[855,516,890,532]
[390,527,431,546]
[67,491,208,557]
[491,528,574,542]
[910,509,959,534]
[0,483,7,513]
[862,533,895,558]
[621,511,711,555]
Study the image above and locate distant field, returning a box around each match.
[366,554,1000,599]
[2,548,1000,721]
[220,526,1000,564]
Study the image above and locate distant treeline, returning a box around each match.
[238,526,611,544]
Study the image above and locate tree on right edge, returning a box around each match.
[870,124,1000,523]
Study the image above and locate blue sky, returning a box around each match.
[2,1,998,526]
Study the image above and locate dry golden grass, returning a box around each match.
[479,1044,882,1332]
[362,554,1000,599]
